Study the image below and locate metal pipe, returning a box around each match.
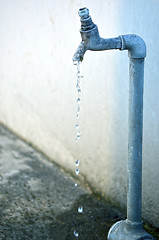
[73,7,156,240]
[127,57,144,225]
[119,36,146,227]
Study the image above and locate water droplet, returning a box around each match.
[77,131,81,136]
[78,88,81,95]
[77,105,80,113]
[75,124,79,129]
[75,135,80,142]
[76,82,80,88]
[76,98,81,104]
[76,83,81,90]
[73,60,78,66]
[75,160,80,166]
[78,206,84,214]
[75,169,80,175]
[77,67,80,75]
[74,230,79,237]
[75,183,78,187]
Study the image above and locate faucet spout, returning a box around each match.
[72,7,122,62]
[72,41,87,63]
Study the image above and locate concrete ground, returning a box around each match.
[0,124,157,240]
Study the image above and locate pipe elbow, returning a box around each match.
[120,34,146,59]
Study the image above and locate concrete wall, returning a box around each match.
[0,0,159,227]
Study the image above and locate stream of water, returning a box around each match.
[73,60,84,238]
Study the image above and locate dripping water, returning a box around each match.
[73,60,84,237]
[74,230,79,238]
[74,60,82,144]
[78,206,84,214]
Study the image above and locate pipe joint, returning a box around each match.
[120,34,146,59]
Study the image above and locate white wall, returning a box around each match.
[0,0,159,227]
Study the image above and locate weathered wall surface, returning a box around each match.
[0,0,159,227]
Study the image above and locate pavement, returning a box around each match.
[0,124,129,240]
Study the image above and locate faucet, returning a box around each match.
[73,7,156,240]
[73,8,146,63]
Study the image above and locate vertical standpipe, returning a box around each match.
[127,58,144,225]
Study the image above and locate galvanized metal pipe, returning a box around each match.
[127,57,144,225]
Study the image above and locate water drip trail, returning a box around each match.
[73,60,84,238]
[74,60,82,145]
